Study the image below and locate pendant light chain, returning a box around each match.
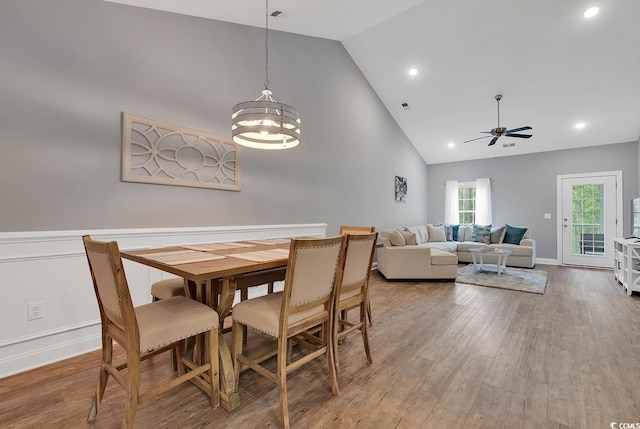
[264,0,270,90]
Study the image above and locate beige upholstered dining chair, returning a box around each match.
[333,232,378,376]
[151,277,186,301]
[231,236,345,429]
[82,235,220,429]
[339,225,376,325]
[151,272,283,303]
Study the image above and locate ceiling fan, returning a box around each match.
[464,95,533,146]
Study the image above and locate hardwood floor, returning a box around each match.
[2,265,639,428]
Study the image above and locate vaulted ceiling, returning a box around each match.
[106,0,640,164]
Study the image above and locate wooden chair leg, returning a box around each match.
[367,298,373,325]
[123,353,141,429]
[338,309,347,345]
[206,329,220,408]
[361,303,372,364]
[325,320,339,396]
[87,335,113,422]
[277,336,291,429]
[333,311,341,377]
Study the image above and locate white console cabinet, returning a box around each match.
[614,238,640,295]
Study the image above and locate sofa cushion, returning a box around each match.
[387,229,406,246]
[472,224,492,244]
[457,242,489,252]
[490,226,506,244]
[427,224,447,242]
[503,224,528,245]
[489,243,533,256]
[430,248,458,265]
[419,241,458,253]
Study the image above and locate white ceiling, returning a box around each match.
[105,0,640,164]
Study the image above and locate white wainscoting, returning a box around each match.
[0,223,327,378]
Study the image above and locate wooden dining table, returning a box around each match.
[120,238,293,411]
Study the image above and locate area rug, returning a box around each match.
[456,264,548,294]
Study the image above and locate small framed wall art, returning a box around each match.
[395,176,407,202]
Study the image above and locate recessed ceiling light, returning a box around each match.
[448,142,455,148]
[584,7,599,18]
[575,122,586,129]
[408,68,418,76]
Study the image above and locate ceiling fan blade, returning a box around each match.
[505,133,532,138]
[488,136,499,146]
[480,131,493,134]
[505,126,532,133]
[463,135,491,143]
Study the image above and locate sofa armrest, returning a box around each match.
[520,238,536,267]
[520,238,535,248]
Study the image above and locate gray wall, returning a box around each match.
[427,142,639,259]
[0,0,427,235]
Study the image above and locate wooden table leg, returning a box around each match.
[214,277,241,411]
[183,278,240,410]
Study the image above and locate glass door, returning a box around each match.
[561,174,618,267]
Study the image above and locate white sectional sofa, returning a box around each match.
[377,224,536,280]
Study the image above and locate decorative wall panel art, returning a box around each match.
[122,113,241,191]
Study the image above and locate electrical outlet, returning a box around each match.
[27,301,44,320]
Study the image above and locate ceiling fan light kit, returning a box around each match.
[464,94,533,146]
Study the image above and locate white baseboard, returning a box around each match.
[536,258,558,265]
[0,223,326,378]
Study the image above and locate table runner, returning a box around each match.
[181,242,256,251]
[227,248,290,262]
[141,249,227,265]
[246,238,291,245]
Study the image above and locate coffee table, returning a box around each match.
[469,248,512,275]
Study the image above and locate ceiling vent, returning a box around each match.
[401,102,410,110]
[271,10,282,17]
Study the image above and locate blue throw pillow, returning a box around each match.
[444,224,452,241]
[503,224,528,245]
[472,224,492,244]
[451,224,460,241]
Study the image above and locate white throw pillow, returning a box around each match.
[427,224,447,242]
[408,225,428,244]
[459,225,473,242]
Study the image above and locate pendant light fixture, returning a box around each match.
[231,0,300,149]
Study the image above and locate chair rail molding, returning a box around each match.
[0,223,327,378]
